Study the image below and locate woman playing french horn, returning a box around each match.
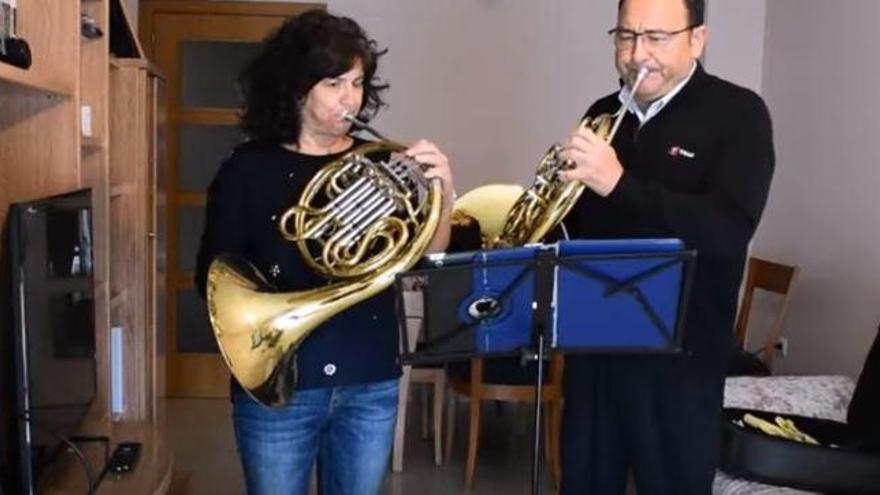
[195,10,454,495]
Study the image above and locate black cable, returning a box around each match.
[70,435,111,489]
[53,434,96,495]
[24,419,97,495]
[93,453,112,488]
[70,436,110,468]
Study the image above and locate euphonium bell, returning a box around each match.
[491,67,650,248]
[207,128,442,407]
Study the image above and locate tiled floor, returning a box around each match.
[167,391,560,495]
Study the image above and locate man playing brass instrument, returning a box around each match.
[557,0,774,492]
[195,10,454,495]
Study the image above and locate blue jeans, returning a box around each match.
[232,378,399,495]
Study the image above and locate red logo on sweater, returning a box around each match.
[668,145,695,159]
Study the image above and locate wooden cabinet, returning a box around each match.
[109,58,166,422]
[1,0,171,492]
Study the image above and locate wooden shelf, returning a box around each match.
[2,0,170,491]
[110,288,127,311]
[0,62,75,96]
[82,135,106,152]
[110,183,134,199]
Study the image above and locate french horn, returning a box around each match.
[491,67,650,248]
[207,113,442,407]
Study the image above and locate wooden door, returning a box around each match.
[141,1,322,397]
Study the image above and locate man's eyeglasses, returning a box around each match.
[608,26,696,50]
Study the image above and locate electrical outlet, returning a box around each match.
[775,337,789,358]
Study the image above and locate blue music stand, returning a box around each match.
[552,239,693,353]
[394,239,695,494]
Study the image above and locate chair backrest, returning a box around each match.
[400,287,425,354]
[734,256,800,368]
[466,352,565,401]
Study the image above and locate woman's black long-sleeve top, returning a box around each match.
[195,139,401,390]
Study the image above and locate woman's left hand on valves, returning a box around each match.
[558,124,624,197]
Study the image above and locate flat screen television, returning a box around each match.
[6,189,97,494]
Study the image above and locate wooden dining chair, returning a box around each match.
[445,354,564,489]
[392,287,446,472]
[734,256,800,370]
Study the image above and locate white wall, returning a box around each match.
[128,0,772,185]
[754,0,880,377]
[703,0,767,93]
[131,0,619,190]
[130,0,767,190]
[330,0,769,191]
[328,0,619,191]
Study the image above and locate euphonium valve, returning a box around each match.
[207,133,442,407]
[492,67,650,248]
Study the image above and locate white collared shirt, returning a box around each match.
[618,62,697,126]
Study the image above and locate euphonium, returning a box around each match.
[207,114,442,407]
[492,67,650,248]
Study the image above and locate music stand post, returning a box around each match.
[396,240,696,495]
[525,248,555,495]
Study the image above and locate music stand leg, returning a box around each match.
[530,334,546,495]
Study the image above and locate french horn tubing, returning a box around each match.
[207,113,442,407]
[492,67,650,248]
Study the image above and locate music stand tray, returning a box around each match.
[397,239,695,365]
[393,238,696,494]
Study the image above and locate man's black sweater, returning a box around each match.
[564,63,775,369]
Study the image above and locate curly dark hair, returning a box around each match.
[238,10,389,144]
